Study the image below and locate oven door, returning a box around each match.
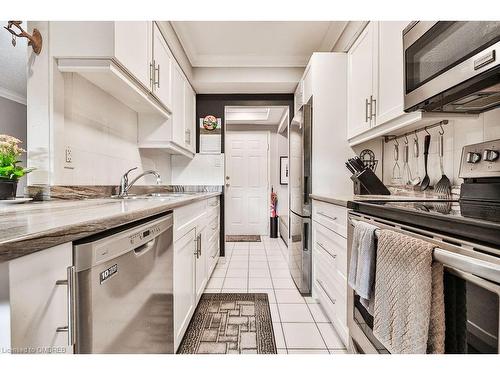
[347,213,500,354]
[403,21,500,113]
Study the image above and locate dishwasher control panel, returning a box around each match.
[129,225,162,246]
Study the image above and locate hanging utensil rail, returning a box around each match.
[383,120,449,143]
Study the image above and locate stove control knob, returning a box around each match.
[483,149,499,162]
[466,152,481,163]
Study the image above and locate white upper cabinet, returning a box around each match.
[114,22,152,90]
[53,21,197,158]
[52,22,153,91]
[294,81,303,115]
[374,21,409,126]
[303,66,313,105]
[151,23,173,110]
[347,22,375,138]
[184,84,196,153]
[347,21,411,142]
[172,64,187,148]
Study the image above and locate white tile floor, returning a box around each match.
[205,236,347,354]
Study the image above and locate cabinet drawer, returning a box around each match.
[313,249,348,344]
[312,201,347,238]
[314,223,348,278]
[207,231,220,277]
[174,200,207,241]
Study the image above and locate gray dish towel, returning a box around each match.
[348,221,378,310]
[373,230,445,354]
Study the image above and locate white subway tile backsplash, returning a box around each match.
[377,109,500,187]
[171,154,224,185]
[56,73,172,185]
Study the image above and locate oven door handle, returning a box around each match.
[434,248,500,285]
[348,216,500,284]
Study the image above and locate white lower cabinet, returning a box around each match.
[173,196,220,351]
[312,201,349,345]
[7,243,74,354]
[173,226,197,349]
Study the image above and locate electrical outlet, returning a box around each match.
[65,147,72,163]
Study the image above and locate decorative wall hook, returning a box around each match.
[4,21,42,54]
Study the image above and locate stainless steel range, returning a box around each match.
[347,139,500,354]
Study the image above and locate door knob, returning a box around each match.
[225,183,230,188]
[225,176,230,180]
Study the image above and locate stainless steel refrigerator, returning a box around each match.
[289,101,312,294]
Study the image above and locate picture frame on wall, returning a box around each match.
[280,156,288,185]
[199,115,222,154]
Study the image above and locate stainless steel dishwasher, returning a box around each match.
[73,212,173,353]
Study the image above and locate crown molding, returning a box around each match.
[0,86,26,105]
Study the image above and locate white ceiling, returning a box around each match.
[171,21,347,68]
[0,21,27,103]
[225,106,288,125]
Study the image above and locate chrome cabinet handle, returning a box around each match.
[151,60,159,88]
[193,233,202,258]
[156,64,160,88]
[370,95,376,119]
[193,233,199,257]
[56,266,77,346]
[316,241,337,258]
[185,129,191,145]
[150,62,154,88]
[317,211,337,221]
[317,279,337,305]
[365,98,370,123]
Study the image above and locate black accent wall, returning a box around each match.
[196,93,294,257]
[196,93,294,153]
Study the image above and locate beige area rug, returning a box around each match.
[177,293,277,354]
[226,235,261,242]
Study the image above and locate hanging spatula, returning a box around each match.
[435,130,452,196]
[420,134,431,191]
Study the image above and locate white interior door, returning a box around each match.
[225,131,269,236]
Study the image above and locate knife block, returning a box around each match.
[350,169,391,195]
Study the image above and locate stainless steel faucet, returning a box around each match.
[118,167,162,197]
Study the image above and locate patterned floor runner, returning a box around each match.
[177,293,276,354]
[226,235,261,242]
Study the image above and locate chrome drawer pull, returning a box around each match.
[317,211,337,221]
[55,266,77,346]
[316,241,337,258]
[317,279,337,305]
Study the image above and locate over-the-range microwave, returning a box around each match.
[404,21,500,114]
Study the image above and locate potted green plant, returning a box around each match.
[0,134,33,200]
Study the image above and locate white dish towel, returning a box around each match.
[348,220,378,310]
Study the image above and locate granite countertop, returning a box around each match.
[0,192,221,262]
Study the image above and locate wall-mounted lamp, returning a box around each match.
[4,21,42,54]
